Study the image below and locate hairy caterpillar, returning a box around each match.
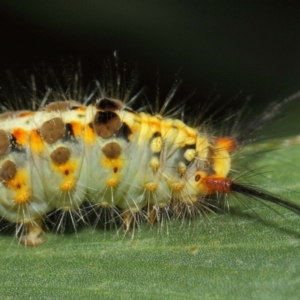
[0,62,299,246]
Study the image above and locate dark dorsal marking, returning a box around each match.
[0,130,10,156]
[93,111,121,139]
[95,98,124,111]
[102,142,122,159]
[50,147,71,165]
[0,160,17,182]
[40,117,65,144]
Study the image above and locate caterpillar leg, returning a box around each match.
[122,210,134,232]
[147,204,157,225]
[19,219,43,246]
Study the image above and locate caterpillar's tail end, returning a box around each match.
[202,175,300,216]
[230,182,300,216]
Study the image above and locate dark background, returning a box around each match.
[1,1,300,132]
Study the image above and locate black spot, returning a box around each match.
[153,132,161,138]
[70,105,81,110]
[64,123,75,141]
[10,135,25,153]
[195,174,201,182]
[113,167,118,173]
[117,122,132,142]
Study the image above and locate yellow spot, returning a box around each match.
[149,157,159,171]
[6,170,31,204]
[60,179,75,191]
[15,191,30,204]
[101,157,124,172]
[30,129,44,153]
[170,182,184,191]
[84,124,96,144]
[178,162,187,175]
[150,136,162,152]
[184,149,196,161]
[53,160,77,176]
[7,170,27,190]
[145,182,157,191]
[107,178,118,187]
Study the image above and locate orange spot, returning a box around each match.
[30,130,44,153]
[74,106,86,112]
[215,137,237,153]
[12,128,28,145]
[69,121,83,136]
[19,112,35,118]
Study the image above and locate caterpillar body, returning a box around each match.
[1,69,300,246]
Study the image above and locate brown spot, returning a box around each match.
[0,160,17,182]
[113,167,118,173]
[102,142,122,159]
[95,98,124,111]
[0,130,9,156]
[50,147,71,165]
[93,111,121,138]
[40,117,65,144]
[40,101,82,112]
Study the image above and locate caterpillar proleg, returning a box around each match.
[0,61,299,246]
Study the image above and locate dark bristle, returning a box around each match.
[231,182,300,215]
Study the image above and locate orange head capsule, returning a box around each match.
[193,171,233,195]
[201,175,232,194]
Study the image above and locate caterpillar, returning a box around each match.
[0,63,300,246]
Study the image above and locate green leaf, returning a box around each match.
[1,140,300,300]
